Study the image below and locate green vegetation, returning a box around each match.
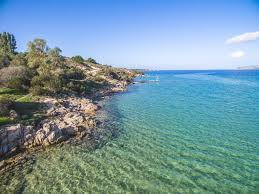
[0,117,12,125]
[71,55,84,64]
[0,66,32,89]
[0,87,45,126]
[0,32,139,126]
[0,95,14,116]
[86,57,97,64]
[0,32,16,55]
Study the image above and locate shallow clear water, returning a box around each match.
[1,70,259,193]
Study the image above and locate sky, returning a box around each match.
[0,0,259,70]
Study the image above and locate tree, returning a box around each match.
[26,38,48,68]
[86,57,97,64]
[47,47,62,57]
[0,54,10,68]
[27,38,47,54]
[30,71,64,95]
[46,47,64,68]
[71,55,84,64]
[0,32,17,55]
[10,53,27,67]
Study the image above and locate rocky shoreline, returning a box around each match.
[0,80,132,172]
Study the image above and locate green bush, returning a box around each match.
[71,55,84,64]
[86,57,97,64]
[64,68,85,80]
[29,85,43,95]
[0,66,32,89]
[30,73,64,95]
[66,81,88,94]
[0,54,10,69]
[10,53,27,67]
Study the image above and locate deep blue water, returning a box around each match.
[1,70,259,193]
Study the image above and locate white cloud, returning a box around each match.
[226,31,259,44]
[231,50,245,58]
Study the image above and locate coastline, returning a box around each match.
[0,78,137,173]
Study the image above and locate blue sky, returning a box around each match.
[0,0,259,69]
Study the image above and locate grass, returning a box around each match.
[0,117,12,125]
[0,87,27,101]
[0,87,46,126]
[0,87,26,95]
[16,95,34,102]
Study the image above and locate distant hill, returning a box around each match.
[238,65,259,70]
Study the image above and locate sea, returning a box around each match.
[1,70,259,193]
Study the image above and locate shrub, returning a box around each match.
[10,53,27,67]
[29,85,43,95]
[46,47,65,68]
[0,96,14,116]
[64,68,85,80]
[30,73,63,95]
[100,67,121,80]
[86,57,97,64]
[71,55,84,64]
[0,54,10,69]
[66,81,88,94]
[0,66,32,89]
[116,71,131,81]
[26,51,46,69]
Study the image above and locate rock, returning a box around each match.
[9,109,19,120]
[0,145,9,155]
[34,130,45,146]
[86,118,96,129]
[5,124,22,143]
[63,112,85,125]
[0,160,6,169]
[83,103,99,115]
[62,126,77,136]
[43,131,64,146]
[112,87,125,92]
[0,96,100,157]
[24,134,34,148]
[42,122,56,134]
[78,131,87,139]
[0,124,24,155]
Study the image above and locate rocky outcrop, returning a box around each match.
[111,81,128,92]
[0,97,100,157]
[0,124,33,157]
[0,69,137,164]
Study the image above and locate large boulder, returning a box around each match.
[0,124,34,156]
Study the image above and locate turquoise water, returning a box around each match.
[1,70,259,193]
